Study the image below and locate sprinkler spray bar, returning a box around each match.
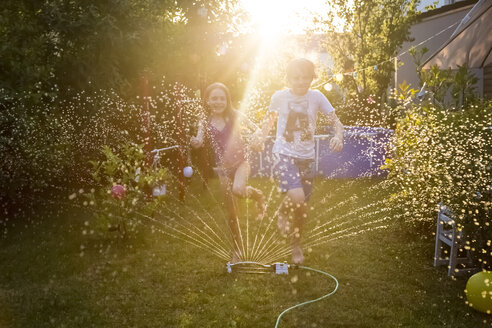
[226,261,292,275]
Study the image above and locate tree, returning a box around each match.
[320,0,420,99]
[0,0,248,218]
[0,0,244,99]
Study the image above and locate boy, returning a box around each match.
[251,58,344,264]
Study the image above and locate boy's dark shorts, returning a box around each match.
[273,153,315,200]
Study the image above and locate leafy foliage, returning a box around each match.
[327,93,395,128]
[408,45,428,87]
[0,81,201,220]
[319,0,420,99]
[0,0,244,97]
[410,48,479,109]
[451,63,478,109]
[419,65,453,104]
[82,142,171,234]
[384,100,492,268]
[0,90,76,215]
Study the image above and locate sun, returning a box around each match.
[241,0,328,38]
[236,0,336,118]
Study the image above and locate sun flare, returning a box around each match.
[241,0,328,38]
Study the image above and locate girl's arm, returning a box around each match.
[236,111,259,132]
[250,111,278,152]
[190,119,205,149]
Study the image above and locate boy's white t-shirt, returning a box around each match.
[268,89,335,159]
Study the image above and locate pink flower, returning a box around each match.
[111,184,126,200]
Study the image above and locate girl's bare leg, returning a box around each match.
[232,161,266,220]
[219,175,242,263]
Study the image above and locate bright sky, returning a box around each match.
[241,0,330,37]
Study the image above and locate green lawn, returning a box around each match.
[0,178,490,327]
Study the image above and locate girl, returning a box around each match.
[190,82,265,263]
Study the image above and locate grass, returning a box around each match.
[0,178,490,327]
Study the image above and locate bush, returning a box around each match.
[328,93,395,129]
[0,81,201,220]
[0,90,76,217]
[79,142,171,235]
[384,100,492,269]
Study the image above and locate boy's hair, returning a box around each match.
[286,58,317,79]
[203,82,236,120]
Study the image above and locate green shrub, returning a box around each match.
[0,81,200,221]
[80,142,171,234]
[0,90,75,217]
[384,100,491,268]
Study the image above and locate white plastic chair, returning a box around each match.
[434,203,477,276]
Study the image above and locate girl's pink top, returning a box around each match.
[208,118,246,169]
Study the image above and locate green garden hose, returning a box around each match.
[274,265,339,328]
[226,261,339,327]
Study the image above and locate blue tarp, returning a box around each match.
[250,126,393,178]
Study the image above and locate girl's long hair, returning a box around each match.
[203,82,236,122]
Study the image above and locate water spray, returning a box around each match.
[151,145,195,196]
[225,261,339,328]
[151,147,175,197]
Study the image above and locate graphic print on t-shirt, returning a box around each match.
[283,99,312,143]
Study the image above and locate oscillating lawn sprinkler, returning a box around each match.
[226,261,290,274]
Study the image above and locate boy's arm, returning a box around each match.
[250,111,278,152]
[327,112,344,152]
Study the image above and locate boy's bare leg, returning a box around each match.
[247,186,265,220]
[284,188,307,264]
[277,198,290,235]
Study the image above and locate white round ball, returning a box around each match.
[183,166,193,178]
